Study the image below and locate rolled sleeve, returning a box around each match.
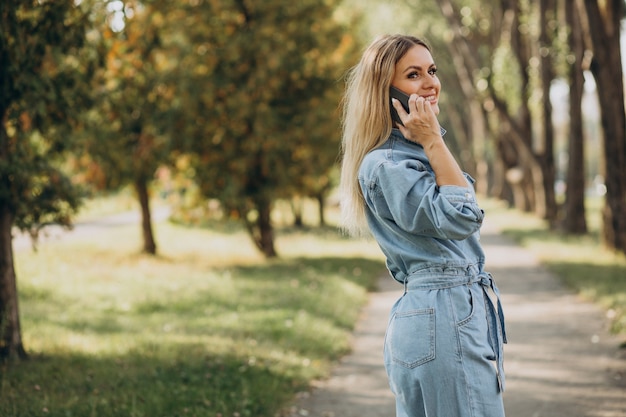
[369,161,483,240]
[437,184,485,238]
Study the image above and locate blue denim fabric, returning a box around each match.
[359,129,486,284]
[385,271,506,417]
[358,128,506,416]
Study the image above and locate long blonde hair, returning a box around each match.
[339,34,431,236]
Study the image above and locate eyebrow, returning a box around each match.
[403,63,436,73]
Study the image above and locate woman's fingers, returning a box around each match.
[391,98,408,117]
[394,95,438,139]
[408,95,434,122]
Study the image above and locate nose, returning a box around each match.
[422,72,438,90]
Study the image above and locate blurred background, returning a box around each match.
[3,0,625,257]
[1,1,625,416]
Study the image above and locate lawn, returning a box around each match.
[2,201,386,417]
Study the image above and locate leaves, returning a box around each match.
[1,0,95,231]
[181,0,357,202]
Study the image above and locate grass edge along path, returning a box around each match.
[483,199,626,342]
[3,218,385,417]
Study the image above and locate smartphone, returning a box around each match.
[390,86,411,126]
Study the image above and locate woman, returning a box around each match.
[339,34,507,417]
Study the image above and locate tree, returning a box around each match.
[562,0,588,234]
[79,0,181,255]
[434,0,567,222]
[538,0,558,224]
[179,0,357,257]
[351,0,622,247]
[0,1,96,359]
[435,1,524,206]
[579,0,626,253]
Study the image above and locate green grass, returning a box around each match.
[483,198,626,337]
[3,209,385,417]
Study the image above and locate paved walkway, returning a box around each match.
[282,220,626,417]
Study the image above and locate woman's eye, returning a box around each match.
[408,67,437,79]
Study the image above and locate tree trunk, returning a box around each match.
[509,1,545,217]
[490,152,512,205]
[492,96,545,214]
[562,0,588,234]
[291,197,304,228]
[316,192,326,227]
[581,0,626,252]
[134,176,157,255]
[538,0,558,226]
[257,198,277,258]
[438,0,491,195]
[242,197,277,258]
[0,114,26,360]
[0,205,26,360]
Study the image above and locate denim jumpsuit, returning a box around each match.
[358,129,506,417]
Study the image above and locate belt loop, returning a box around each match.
[403,278,408,294]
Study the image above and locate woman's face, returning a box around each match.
[391,44,441,115]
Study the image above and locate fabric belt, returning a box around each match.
[478,273,507,392]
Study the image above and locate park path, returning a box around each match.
[281,219,626,417]
[12,206,171,252]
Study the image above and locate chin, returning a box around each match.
[431,103,440,115]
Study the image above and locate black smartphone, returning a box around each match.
[390,86,411,126]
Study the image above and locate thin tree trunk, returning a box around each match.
[539,0,558,226]
[438,0,491,195]
[291,196,304,228]
[562,0,587,234]
[257,198,276,258]
[509,0,544,217]
[581,0,626,252]
[134,176,157,255]
[492,95,545,214]
[316,192,326,227]
[241,197,277,258]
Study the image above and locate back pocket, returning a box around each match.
[387,308,435,368]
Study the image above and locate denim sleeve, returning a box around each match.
[368,159,484,240]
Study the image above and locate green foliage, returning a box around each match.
[67,0,360,255]
[0,1,96,232]
[78,0,182,190]
[173,0,359,243]
[491,45,522,112]
[3,217,385,416]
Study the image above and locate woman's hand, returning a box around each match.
[392,95,442,149]
[392,94,467,187]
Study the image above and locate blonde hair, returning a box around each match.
[339,34,431,236]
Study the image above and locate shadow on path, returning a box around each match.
[482,226,626,417]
